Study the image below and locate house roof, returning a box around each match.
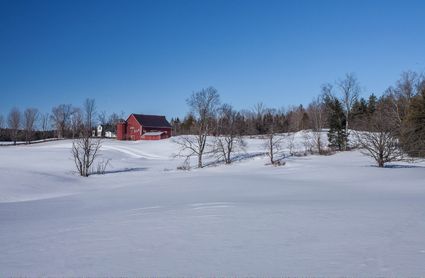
[130,114,172,128]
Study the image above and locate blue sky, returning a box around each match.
[1,0,424,120]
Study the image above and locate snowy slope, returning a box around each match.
[0,134,425,276]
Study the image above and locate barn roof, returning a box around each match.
[131,114,172,128]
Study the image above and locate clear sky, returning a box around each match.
[1,0,424,120]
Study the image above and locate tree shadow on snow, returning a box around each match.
[366,164,424,169]
[97,167,149,174]
[383,164,425,169]
[202,152,267,168]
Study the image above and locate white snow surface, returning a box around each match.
[1,134,425,276]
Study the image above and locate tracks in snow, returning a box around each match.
[102,145,164,160]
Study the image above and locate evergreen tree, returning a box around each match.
[351,97,368,129]
[180,114,196,134]
[171,117,181,135]
[325,97,347,151]
[401,87,425,157]
[352,98,368,117]
[367,94,377,115]
[301,110,310,130]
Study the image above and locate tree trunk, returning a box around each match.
[226,152,231,164]
[198,154,203,168]
[344,114,349,151]
[378,152,385,167]
[270,142,274,164]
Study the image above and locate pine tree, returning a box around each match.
[367,94,377,115]
[171,117,181,135]
[180,114,195,134]
[325,97,347,151]
[401,87,425,157]
[351,97,368,130]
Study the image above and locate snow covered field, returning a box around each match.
[1,135,425,276]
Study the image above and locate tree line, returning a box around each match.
[172,71,425,168]
[1,70,424,169]
[0,103,124,144]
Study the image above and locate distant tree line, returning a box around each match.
[0,103,124,144]
[172,71,425,167]
[1,71,424,167]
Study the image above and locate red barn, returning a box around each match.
[116,114,172,141]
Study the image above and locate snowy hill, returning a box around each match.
[0,134,425,276]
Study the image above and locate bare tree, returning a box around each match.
[96,110,109,137]
[51,104,72,138]
[71,137,102,177]
[175,87,220,168]
[306,95,327,154]
[252,102,266,118]
[83,98,96,134]
[396,71,420,101]
[23,108,38,144]
[338,73,360,149]
[252,102,267,134]
[354,102,403,167]
[263,109,285,165]
[286,131,296,156]
[40,113,51,139]
[286,105,307,132]
[8,107,21,145]
[71,98,102,177]
[264,131,284,165]
[321,83,334,99]
[214,104,246,164]
[0,114,4,138]
[98,110,108,126]
[384,71,423,131]
[107,111,125,133]
[70,107,83,139]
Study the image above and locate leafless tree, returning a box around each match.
[83,98,96,134]
[175,87,220,168]
[98,111,108,126]
[286,132,296,156]
[321,83,334,99]
[396,71,421,101]
[264,132,284,165]
[70,108,83,139]
[51,104,72,138]
[287,105,307,132]
[23,108,38,143]
[214,104,246,164]
[384,71,423,130]
[0,114,4,137]
[72,136,102,177]
[108,111,125,133]
[306,95,327,154]
[7,107,21,145]
[263,109,285,165]
[252,102,266,118]
[40,113,51,139]
[71,98,102,177]
[251,102,266,134]
[0,114,4,129]
[338,73,360,149]
[354,102,403,167]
